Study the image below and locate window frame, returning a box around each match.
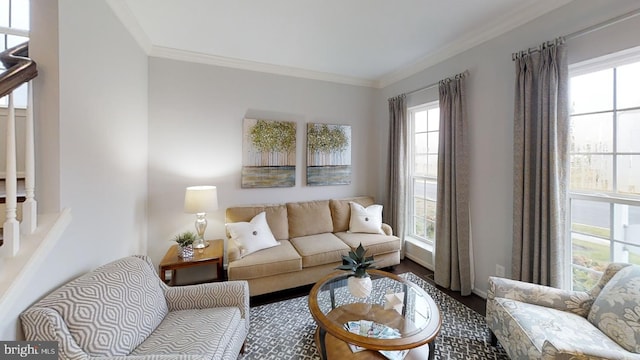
[407,101,439,246]
[566,47,640,290]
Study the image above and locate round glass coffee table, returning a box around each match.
[308,269,441,360]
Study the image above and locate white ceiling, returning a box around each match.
[109,0,573,87]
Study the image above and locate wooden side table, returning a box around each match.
[159,239,224,285]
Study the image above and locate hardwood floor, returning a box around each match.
[250,258,487,317]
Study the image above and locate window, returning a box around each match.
[568,48,640,290]
[1,0,30,108]
[408,102,439,244]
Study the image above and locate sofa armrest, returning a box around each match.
[381,223,393,236]
[164,280,250,331]
[21,308,89,359]
[488,276,593,316]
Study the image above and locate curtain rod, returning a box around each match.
[403,69,469,97]
[513,7,640,60]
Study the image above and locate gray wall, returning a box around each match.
[147,59,378,266]
[377,0,640,296]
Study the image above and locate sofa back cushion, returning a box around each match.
[330,196,375,233]
[588,264,640,353]
[287,200,333,238]
[226,204,289,240]
[27,256,168,356]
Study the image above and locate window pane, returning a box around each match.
[414,133,427,153]
[414,110,427,132]
[415,155,427,175]
[571,199,610,238]
[10,0,29,30]
[570,113,613,153]
[425,220,435,241]
[427,132,438,153]
[570,69,613,114]
[572,266,604,291]
[7,34,26,47]
[617,110,640,153]
[414,196,425,218]
[617,61,640,109]
[571,236,610,274]
[427,107,439,131]
[615,242,640,265]
[425,180,437,201]
[0,0,9,27]
[413,216,426,238]
[617,155,640,195]
[427,154,438,177]
[570,154,613,192]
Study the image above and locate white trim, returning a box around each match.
[376,0,574,87]
[570,45,640,76]
[106,0,153,54]
[0,209,72,322]
[149,46,376,88]
[0,26,29,37]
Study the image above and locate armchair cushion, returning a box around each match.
[588,265,640,353]
[131,308,240,358]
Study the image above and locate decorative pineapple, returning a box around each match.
[336,243,376,298]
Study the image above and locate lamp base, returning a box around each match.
[193,238,209,249]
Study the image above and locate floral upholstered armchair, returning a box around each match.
[487,263,640,360]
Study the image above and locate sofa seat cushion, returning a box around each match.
[132,307,240,358]
[491,297,631,359]
[227,240,301,280]
[334,232,400,255]
[290,233,351,268]
[588,265,640,353]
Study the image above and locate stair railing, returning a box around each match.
[0,42,38,255]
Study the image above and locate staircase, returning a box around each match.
[0,42,38,255]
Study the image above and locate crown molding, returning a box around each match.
[148,46,375,88]
[375,0,575,88]
[106,0,153,54]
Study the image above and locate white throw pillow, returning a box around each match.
[226,212,279,257]
[349,202,384,234]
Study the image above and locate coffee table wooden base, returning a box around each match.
[314,327,430,360]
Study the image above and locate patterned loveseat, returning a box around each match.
[487,263,640,359]
[20,256,249,360]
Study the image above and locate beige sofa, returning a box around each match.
[225,196,401,296]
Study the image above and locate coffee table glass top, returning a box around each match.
[309,269,441,351]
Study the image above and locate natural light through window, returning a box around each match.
[568,49,640,291]
[408,102,439,245]
[1,0,30,108]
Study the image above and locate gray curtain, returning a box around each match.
[434,73,473,296]
[386,94,407,257]
[512,40,568,287]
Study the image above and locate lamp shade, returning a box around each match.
[184,186,218,213]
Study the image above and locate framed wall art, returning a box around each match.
[306,123,351,186]
[242,118,296,188]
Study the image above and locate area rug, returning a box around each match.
[238,272,508,359]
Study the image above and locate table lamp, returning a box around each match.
[184,185,218,249]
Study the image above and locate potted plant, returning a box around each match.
[174,231,196,259]
[336,243,376,298]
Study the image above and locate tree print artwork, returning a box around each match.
[307,123,351,186]
[242,118,296,188]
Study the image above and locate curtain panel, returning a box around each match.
[434,73,473,296]
[512,40,568,287]
[386,94,407,257]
